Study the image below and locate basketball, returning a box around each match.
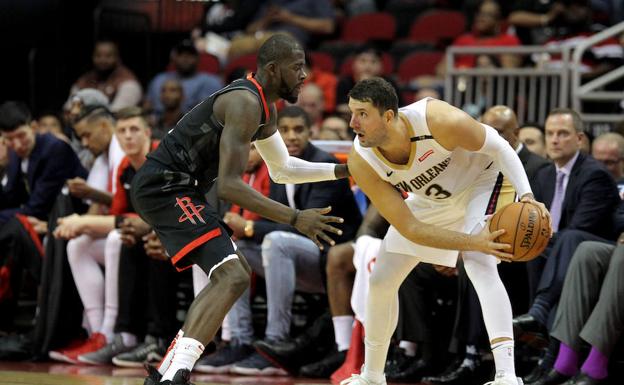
[489,202,550,262]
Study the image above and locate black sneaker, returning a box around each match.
[162,368,194,385]
[143,364,162,385]
[230,351,288,376]
[194,342,253,374]
[79,334,134,365]
[299,349,346,378]
[114,335,167,368]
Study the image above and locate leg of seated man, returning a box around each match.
[327,242,357,352]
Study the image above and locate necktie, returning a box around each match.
[550,170,565,232]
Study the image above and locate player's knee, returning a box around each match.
[326,243,354,277]
[66,235,89,264]
[224,260,250,296]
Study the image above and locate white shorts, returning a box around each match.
[384,170,515,267]
[351,235,382,324]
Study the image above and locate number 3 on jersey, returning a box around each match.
[425,183,452,199]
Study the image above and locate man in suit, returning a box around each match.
[0,101,86,227]
[513,108,620,384]
[194,106,362,376]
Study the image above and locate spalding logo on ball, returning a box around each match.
[489,202,550,262]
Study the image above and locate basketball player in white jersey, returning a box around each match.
[340,78,551,385]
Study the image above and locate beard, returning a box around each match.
[278,83,298,104]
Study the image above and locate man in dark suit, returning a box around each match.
[0,101,87,227]
[513,108,620,384]
[194,106,362,376]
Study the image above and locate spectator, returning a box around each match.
[519,124,547,158]
[37,112,69,143]
[509,0,566,45]
[67,40,142,112]
[150,79,185,140]
[304,53,338,114]
[591,132,624,196]
[438,0,521,76]
[0,101,87,227]
[295,83,325,138]
[318,116,351,141]
[145,40,222,117]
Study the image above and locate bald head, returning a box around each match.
[257,34,303,67]
[481,105,519,149]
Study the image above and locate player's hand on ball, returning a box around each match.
[520,193,552,237]
[475,218,513,261]
[294,206,344,250]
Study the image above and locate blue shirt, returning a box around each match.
[146,71,223,115]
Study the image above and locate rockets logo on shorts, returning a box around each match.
[175,197,206,225]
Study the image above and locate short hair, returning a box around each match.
[548,108,584,132]
[594,132,624,156]
[83,107,115,125]
[115,106,149,127]
[520,122,544,133]
[257,34,302,67]
[278,106,311,128]
[354,44,382,59]
[0,101,32,132]
[348,77,399,116]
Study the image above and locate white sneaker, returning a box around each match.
[483,370,524,385]
[340,374,387,385]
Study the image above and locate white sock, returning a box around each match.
[399,340,417,357]
[161,337,204,381]
[121,332,137,347]
[332,315,354,351]
[158,330,184,376]
[492,340,516,378]
[362,364,386,383]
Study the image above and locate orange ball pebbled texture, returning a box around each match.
[489,202,550,262]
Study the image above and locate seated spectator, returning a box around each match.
[509,0,566,45]
[519,124,547,158]
[37,111,70,143]
[145,40,222,117]
[150,79,185,140]
[295,83,325,138]
[438,0,521,76]
[0,140,7,180]
[0,101,87,227]
[591,132,624,196]
[67,40,142,112]
[546,236,624,385]
[318,116,351,141]
[335,45,402,123]
[228,0,335,58]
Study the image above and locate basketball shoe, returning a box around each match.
[49,333,106,364]
[143,365,194,385]
[113,335,168,367]
[340,373,387,385]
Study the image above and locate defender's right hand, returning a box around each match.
[472,220,513,261]
[294,206,344,250]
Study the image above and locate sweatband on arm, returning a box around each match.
[477,124,532,197]
[254,131,337,184]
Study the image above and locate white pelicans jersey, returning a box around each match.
[353,97,497,202]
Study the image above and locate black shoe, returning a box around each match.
[163,368,193,385]
[422,362,479,385]
[194,342,253,374]
[562,373,605,385]
[524,365,549,384]
[389,358,432,382]
[299,349,346,378]
[143,364,162,385]
[385,346,413,376]
[529,368,572,385]
[513,314,548,348]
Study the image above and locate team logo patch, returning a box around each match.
[175,197,206,225]
[418,149,434,162]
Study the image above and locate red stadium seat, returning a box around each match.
[408,10,466,44]
[341,12,396,43]
[397,51,444,83]
[197,53,220,74]
[339,52,395,77]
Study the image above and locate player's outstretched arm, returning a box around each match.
[348,149,513,259]
[254,114,349,183]
[217,92,344,249]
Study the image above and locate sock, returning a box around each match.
[399,341,417,357]
[581,346,609,380]
[84,308,104,336]
[362,364,386,383]
[121,332,137,348]
[333,316,354,352]
[158,330,184,376]
[491,340,516,377]
[161,337,204,381]
[554,342,579,377]
[100,305,117,343]
[461,345,480,370]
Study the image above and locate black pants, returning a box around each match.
[115,241,180,339]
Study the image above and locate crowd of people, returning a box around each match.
[1,1,624,385]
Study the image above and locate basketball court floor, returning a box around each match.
[0,362,423,385]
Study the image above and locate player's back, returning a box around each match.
[148,75,269,193]
[354,98,495,203]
